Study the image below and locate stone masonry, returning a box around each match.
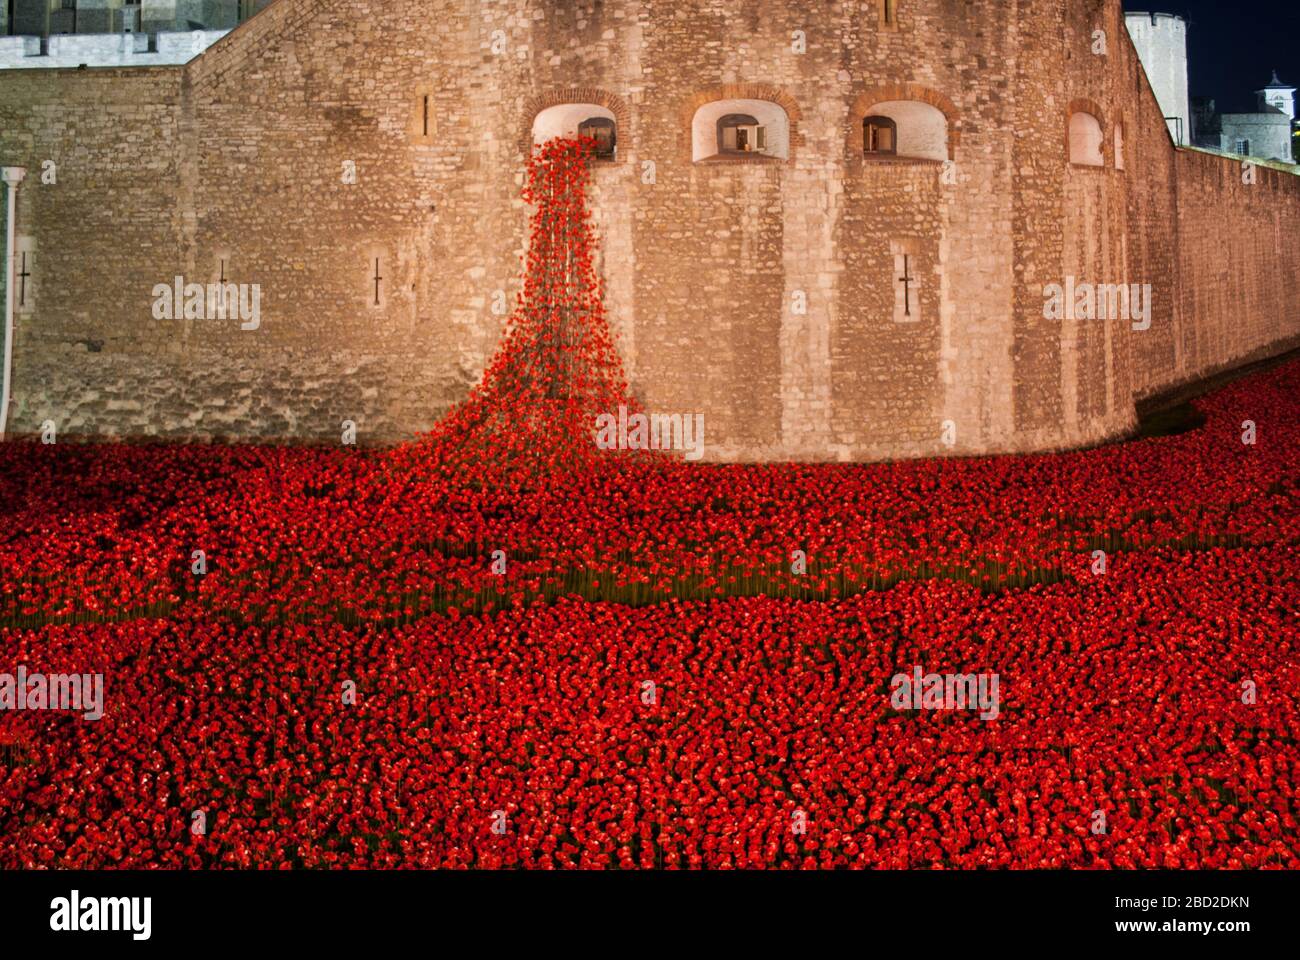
[0,0,1297,461]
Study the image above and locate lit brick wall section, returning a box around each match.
[0,0,1297,458]
[1166,151,1300,393]
[1055,3,1131,449]
[0,68,188,435]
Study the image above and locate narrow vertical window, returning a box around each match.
[898,253,914,318]
[412,87,435,144]
[14,238,35,315]
[890,239,921,324]
[883,0,898,27]
[16,251,31,309]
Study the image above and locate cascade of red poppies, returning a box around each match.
[409,136,643,487]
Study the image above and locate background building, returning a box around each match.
[1218,73,1296,162]
[0,0,273,68]
[1124,13,1296,164]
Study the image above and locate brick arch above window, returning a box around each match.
[1067,98,1108,132]
[681,84,804,163]
[850,83,961,159]
[521,88,632,161]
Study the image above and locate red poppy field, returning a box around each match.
[0,355,1295,869]
[0,140,1297,869]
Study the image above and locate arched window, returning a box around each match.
[692,99,791,162]
[863,116,897,155]
[1069,111,1104,166]
[858,101,948,161]
[578,116,617,160]
[533,103,618,159]
[717,114,766,155]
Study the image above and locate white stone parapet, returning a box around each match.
[0,29,229,70]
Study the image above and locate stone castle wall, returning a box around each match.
[1,0,1297,459]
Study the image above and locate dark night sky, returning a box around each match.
[1123,2,1300,112]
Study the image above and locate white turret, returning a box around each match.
[1125,12,1192,144]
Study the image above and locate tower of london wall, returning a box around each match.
[0,0,1296,460]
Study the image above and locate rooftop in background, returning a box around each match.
[0,30,229,69]
[0,0,276,69]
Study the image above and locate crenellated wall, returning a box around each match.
[0,0,1297,460]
